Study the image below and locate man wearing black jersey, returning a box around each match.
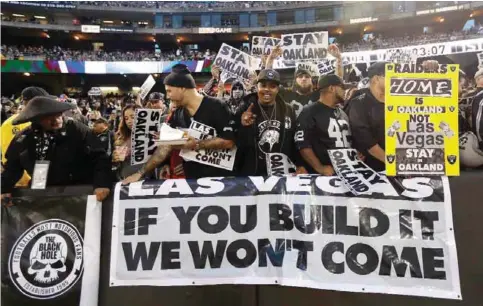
[295,75,351,175]
[236,69,302,176]
[123,64,236,182]
[265,44,344,118]
[348,62,387,171]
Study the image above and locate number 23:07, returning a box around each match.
[413,45,445,57]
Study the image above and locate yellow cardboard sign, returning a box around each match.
[385,63,459,176]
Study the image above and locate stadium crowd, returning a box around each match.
[2,44,483,203]
[2,29,481,62]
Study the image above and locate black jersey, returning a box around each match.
[295,102,351,173]
[279,88,319,118]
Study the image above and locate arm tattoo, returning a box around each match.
[140,145,172,175]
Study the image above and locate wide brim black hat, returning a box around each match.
[12,96,75,125]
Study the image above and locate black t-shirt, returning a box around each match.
[168,96,235,178]
[279,88,319,118]
[347,90,385,171]
[295,102,351,172]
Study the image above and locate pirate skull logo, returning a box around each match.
[28,234,67,284]
[387,155,395,164]
[450,66,456,72]
[447,155,457,165]
[259,129,280,152]
[449,106,455,112]
[387,106,394,111]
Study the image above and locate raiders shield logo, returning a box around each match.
[449,106,455,112]
[387,65,394,71]
[387,155,395,164]
[8,219,84,299]
[447,155,457,165]
[450,66,456,72]
[387,106,393,111]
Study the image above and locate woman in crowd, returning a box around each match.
[112,104,146,180]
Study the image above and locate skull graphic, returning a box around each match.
[259,129,280,152]
[28,234,67,284]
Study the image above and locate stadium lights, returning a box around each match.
[34,16,46,19]
[12,14,25,17]
[103,20,114,24]
[132,87,141,91]
[23,72,31,77]
[74,35,80,40]
[470,13,474,18]
[440,17,445,23]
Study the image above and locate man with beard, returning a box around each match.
[348,62,387,171]
[265,44,344,117]
[295,75,351,175]
[122,64,236,183]
[1,96,111,203]
[237,69,302,176]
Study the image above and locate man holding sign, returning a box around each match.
[265,43,344,118]
[123,64,236,183]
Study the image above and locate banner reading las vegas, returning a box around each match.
[385,63,459,176]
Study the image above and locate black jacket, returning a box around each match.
[1,117,112,193]
[471,88,483,151]
[235,93,300,176]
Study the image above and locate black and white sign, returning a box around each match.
[281,31,329,61]
[9,219,84,300]
[266,153,296,176]
[297,62,320,77]
[2,194,101,305]
[6,1,76,8]
[328,149,394,196]
[179,120,237,171]
[273,38,483,68]
[110,175,460,300]
[139,75,156,100]
[214,43,261,81]
[251,36,281,57]
[131,109,162,165]
[390,78,452,97]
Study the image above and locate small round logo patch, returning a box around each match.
[8,219,84,300]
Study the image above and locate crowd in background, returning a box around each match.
[0,45,218,61]
[78,1,298,9]
[3,28,482,62]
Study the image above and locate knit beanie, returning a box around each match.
[163,64,196,89]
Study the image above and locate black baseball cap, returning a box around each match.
[367,62,387,79]
[21,86,48,102]
[318,75,349,90]
[149,92,165,100]
[295,68,312,78]
[257,69,281,85]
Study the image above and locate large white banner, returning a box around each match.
[281,31,329,61]
[213,43,261,81]
[110,175,461,300]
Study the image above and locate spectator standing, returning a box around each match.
[348,62,387,171]
[1,96,111,202]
